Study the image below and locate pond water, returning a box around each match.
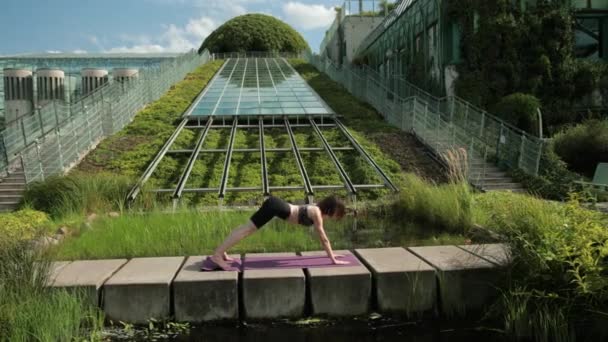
[328,214,467,250]
[106,316,506,341]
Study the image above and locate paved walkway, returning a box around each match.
[47,244,510,323]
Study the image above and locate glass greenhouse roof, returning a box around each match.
[186,58,334,117]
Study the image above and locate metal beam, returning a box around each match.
[259,118,269,196]
[151,184,385,194]
[185,123,337,129]
[173,118,213,199]
[309,118,356,195]
[127,118,189,201]
[335,118,398,192]
[166,146,354,154]
[284,116,314,200]
[218,117,238,198]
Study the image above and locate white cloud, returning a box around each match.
[72,49,87,54]
[46,50,61,54]
[106,16,218,53]
[282,2,335,30]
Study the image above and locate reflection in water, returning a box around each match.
[330,215,466,250]
[173,318,505,342]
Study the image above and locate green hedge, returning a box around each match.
[492,93,541,134]
[198,14,309,53]
[552,119,608,177]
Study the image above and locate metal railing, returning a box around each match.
[212,51,306,60]
[14,50,212,183]
[306,54,544,181]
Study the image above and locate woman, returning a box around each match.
[209,195,348,270]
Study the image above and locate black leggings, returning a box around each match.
[250,196,291,229]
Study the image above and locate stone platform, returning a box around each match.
[48,244,510,323]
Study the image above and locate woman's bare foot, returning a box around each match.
[223,252,234,262]
[209,254,231,270]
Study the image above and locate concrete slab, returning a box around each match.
[408,245,499,317]
[301,250,371,316]
[51,259,127,306]
[242,253,305,319]
[458,244,511,266]
[46,261,71,285]
[354,247,435,315]
[173,255,239,322]
[103,257,184,324]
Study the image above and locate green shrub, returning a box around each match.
[552,119,608,177]
[493,93,541,134]
[510,145,582,201]
[0,209,48,242]
[199,14,309,53]
[24,172,135,218]
[474,191,608,341]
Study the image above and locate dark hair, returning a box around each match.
[317,196,346,219]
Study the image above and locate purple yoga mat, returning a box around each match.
[242,254,361,270]
[200,254,362,272]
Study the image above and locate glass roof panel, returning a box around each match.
[185,58,334,118]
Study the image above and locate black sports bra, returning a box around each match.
[298,205,314,226]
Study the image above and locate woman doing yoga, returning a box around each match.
[209,195,347,270]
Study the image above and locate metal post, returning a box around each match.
[35,141,44,181]
[518,135,526,170]
[37,107,44,135]
[20,119,27,146]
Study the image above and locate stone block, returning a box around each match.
[458,244,511,266]
[103,257,184,324]
[51,259,127,306]
[408,245,498,317]
[301,250,371,316]
[242,253,305,319]
[173,256,239,322]
[354,247,435,315]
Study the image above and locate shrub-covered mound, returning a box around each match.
[198,14,309,53]
[552,119,608,177]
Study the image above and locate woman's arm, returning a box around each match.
[311,208,347,264]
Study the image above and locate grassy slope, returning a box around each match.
[77,60,224,177]
[75,58,444,205]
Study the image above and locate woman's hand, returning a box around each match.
[332,259,349,265]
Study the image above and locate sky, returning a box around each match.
[0,0,346,55]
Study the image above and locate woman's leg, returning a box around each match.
[210,220,257,269]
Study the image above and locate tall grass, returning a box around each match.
[23,172,159,218]
[475,191,608,341]
[0,238,104,341]
[391,173,472,234]
[52,209,466,260]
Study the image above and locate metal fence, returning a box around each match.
[212,51,306,60]
[307,54,544,181]
[14,50,211,183]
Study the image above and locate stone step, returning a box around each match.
[0,189,25,196]
[472,177,515,184]
[0,202,20,211]
[0,194,23,201]
[0,183,26,189]
[482,183,525,190]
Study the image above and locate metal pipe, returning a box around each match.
[218,117,238,198]
[335,118,398,192]
[173,118,213,199]
[309,118,356,195]
[284,116,314,200]
[259,118,269,196]
[127,118,189,201]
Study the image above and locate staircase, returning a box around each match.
[422,130,526,193]
[0,168,26,212]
